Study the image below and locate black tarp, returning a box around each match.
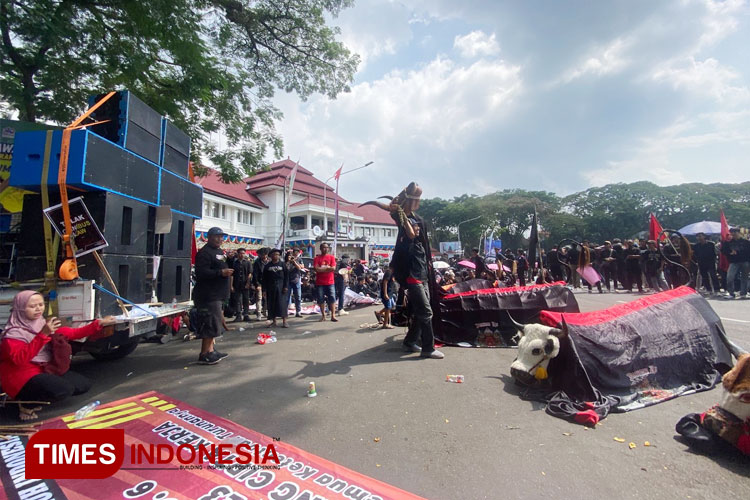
[528,286,734,423]
[433,281,580,347]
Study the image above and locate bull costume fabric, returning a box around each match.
[435,281,580,347]
[525,287,734,425]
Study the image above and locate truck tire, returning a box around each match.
[89,340,139,361]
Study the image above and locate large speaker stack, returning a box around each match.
[10,91,200,315]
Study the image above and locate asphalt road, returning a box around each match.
[8,290,750,499]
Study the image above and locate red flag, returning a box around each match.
[333,165,343,182]
[649,213,665,241]
[720,210,730,242]
[719,210,730,272]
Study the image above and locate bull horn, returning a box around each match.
[358,200,391,211]
[377,196,394,201]
[506,311,525,334]
[552,315,569,339]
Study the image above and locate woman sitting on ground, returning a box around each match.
[0,290,116,421]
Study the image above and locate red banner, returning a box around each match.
[0,391,424,500]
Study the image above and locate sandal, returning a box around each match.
[381,324,395,329]
[18,405,40,422]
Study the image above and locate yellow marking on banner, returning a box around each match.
[62,401,138,422]
[66,406,147,429]
[153,404,176,412]
[141,396,160,403]
[81,410,153,429]
[149,399,168,407]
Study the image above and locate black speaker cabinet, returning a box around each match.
[88,91,163,164]
[158,212,194,259]
[160,119,190,178]
[159,169,202,218]
[157,257,191,303]
[10,129,160,205]
[77,253,151,316]
[19,192,152,257]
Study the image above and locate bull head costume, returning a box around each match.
[509,313,568,385]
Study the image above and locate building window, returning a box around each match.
[211,202,219,218]
[237,209,253,225]
[290,216,305,230]
[221,205,227,219]
[203,201,212,217]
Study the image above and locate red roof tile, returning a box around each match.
[195,169,267,208]
[350,203,397,225]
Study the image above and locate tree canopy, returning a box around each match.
[0,0,359,181]
[420,181,750,253]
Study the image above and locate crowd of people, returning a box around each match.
[539,229,749,298]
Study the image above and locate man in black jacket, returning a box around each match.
[721,228,750,299]
[693,233,721,295]
[193,227,233,365]
[231,248,253,322]
[252,248,269,319]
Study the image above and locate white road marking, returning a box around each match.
[616,301,627,303]
[720,317,750,324]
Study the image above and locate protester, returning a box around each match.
[252,248,269,320]
[623,239,644,293]
[0,291,117,421]
[335,255,350,316]
[314,242,338,322]
[388,182,444,359]
[547,247,564,282]
[231,248,252,322]
[693,233,721,295]
[515,249,528,286]
[599,241,617,292]
[300,275,315,303]
[263,248,289,327]
[470,248,488,277]
[641,240,669,292]
[192,226,232,365]
[378,267,398,329]
[287,248,305,317]
[578,240,603,293]
[612,238,626,291]
[721,228,750,299]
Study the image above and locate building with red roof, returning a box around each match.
[193,159,397,259]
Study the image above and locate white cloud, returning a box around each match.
[555,37,631,85]
[453,31,501,58]
[697,0,745,49]
[651,56,749,103]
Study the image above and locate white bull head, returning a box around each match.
[509,315,568,385]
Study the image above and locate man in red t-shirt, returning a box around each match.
[313,242,338,321]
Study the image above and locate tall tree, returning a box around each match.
[0,0,359,181]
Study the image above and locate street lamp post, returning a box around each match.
[457,215,481,256]
[321,161,374,254]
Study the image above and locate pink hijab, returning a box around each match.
[2,290,50,363]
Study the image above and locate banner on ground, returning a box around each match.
[0,391,424,500]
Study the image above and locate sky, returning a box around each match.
[271,0,750,203]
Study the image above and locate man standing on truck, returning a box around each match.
[193,227,233,365]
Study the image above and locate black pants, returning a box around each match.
[550,265,563,282]
[232,288,250,317]
[698,263,720,292]
[625,268,643,292]
[403,283,436,354]
[600,263,616,290]
[17,371,92,403]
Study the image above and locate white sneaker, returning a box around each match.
[339,310,349,315]
[420,349,444,359]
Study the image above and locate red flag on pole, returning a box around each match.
[649,213,665,241]
[719,210,730,272]
[333,166,343,182]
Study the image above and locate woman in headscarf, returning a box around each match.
[0,290,116,421]
[263,248,289,328]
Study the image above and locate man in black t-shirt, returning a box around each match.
[231,248,253,322]
[641,240,668,292]
[721,228,750,298]
[193,227,233,365]
[693,233,720,294]
[623,240,643,292]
